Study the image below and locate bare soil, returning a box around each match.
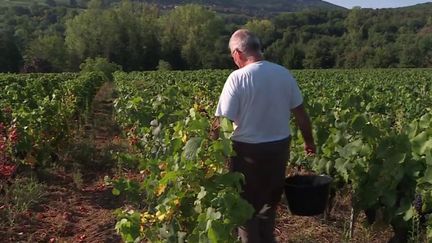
[275,192,394,242]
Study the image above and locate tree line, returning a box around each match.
[1,0,432,72]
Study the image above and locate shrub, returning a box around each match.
[79,57,122,80]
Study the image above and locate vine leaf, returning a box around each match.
[183,137,203,160]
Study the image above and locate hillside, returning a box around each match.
[398,2,432,10]
[1,0,345,16]
[138,0,345,16]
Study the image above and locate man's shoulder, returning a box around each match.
[228,61,292,79]
[227,67,249,82]
[264,61,291,72]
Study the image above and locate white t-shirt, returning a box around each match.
[215,60,303,144]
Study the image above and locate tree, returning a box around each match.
[343,46,375,68]
[159,4,223,69]
[345,7,369,45]
[45,0,57,7]
[244,19,276,47]
[65,0,120,69]
[22,57,52,73]
[371,45,398,68]
[69,0,78,7]
[206,35,233,69]
[399,45,422,68]
[65,0,160,70]
[265,31,297,64]
[25,34,68,71]
[282,45,304,69]
[78,0,89,7]
[303,37,336,69]
[419,34,432,67]
[0,34,22,72]
[113,1,160,70]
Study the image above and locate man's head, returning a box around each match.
[229,29,263,68]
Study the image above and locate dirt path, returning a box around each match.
[1,82,124,243]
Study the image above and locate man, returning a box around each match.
[214,29,316,242]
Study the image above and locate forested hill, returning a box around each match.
[399,2,432,10]
[1,0,344,16]
[133,0,345,17]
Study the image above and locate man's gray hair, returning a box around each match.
[229,29,262,56]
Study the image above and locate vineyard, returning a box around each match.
[0,72,103,171]
[1,69,432,242]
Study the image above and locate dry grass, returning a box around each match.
[275,189,394,243]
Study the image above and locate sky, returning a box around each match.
[325,0,431,9]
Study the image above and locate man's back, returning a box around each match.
[216,60,303,143]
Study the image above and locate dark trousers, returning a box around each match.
[230,137,291,243]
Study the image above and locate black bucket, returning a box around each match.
[284,175,332,216]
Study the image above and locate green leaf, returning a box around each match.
[362,124,380,139]
[178,231,187,243]
[189,108,196,119]
[419,167,432,184]
[419,113,432,129]
[396,198,413,216]
[403,207,415,221]
[188,118,209,133]
[334,158,349,182]
[407,120,419,138]
[197,187,207,200]
[221,138,233,156]
[160,171,180,185]
[220,118,233,139]
[131,96,143,105]
[351,114,366,132]
[427,150,432,166]
[325,159,334,175]
[112,188,121,196]
[183,137,203,160]
[206,207,222,221]
[338,139,363,159]
[208,226,219,243]
[411,132,432,155]
[428,228,432,239]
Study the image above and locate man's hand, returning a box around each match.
[291,103,316,156]
[305,143,316,156]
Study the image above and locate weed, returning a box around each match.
[72,167,84,189]
[0,176,46,226]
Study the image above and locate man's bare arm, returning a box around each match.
[291,103,316,155]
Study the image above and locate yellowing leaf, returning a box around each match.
[158,162,167,170]
[156,211,166,221]
[156,184,166,196]
[173,198,180,206]
[182,133,188,143]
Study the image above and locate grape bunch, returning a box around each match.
[412,193,430,225]
[413,193,423,214]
